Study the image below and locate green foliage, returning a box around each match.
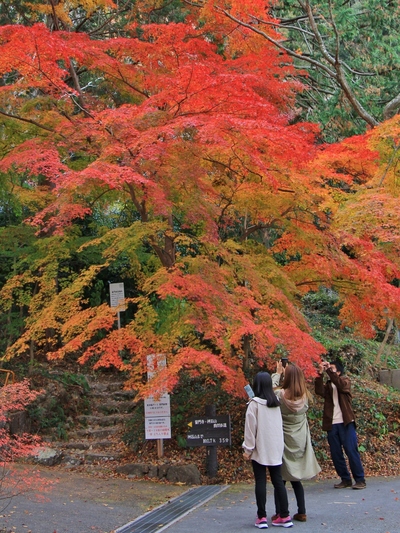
[176,434,187,448]
[51,371,90,393]
[385,354,400,370]
[28,399,68,440]
[352,382,400,445]
[141,0,190,24]
[273,250,301,266]
[122,403,145,452]
[26,369,90,440]
[310,317,400,375]
[302,287,342,329]
[302,287,340,315]
[153,296,187,335]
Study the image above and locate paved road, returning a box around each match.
[169,476,400,533]
[1,467,399,533]
[0,465,186,533]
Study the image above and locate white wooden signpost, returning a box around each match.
[145,354,171,457]
[109,282,126,329]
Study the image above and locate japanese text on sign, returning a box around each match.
[186,415,231,447]
[144,394,171,417]
[109,282,126,311]
[145,416,171,439]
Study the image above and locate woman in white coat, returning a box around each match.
[272,363,321,522]
[243,372,293,529]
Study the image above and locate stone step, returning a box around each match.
[75,426,122,439]
[77,413,131,427]
[63,439,119,451]
[94,400,136,414]
[86,380,129,393]
[88,387,135,398]
[111,390,136,401]
[84,451,123,462]
[61,450,123,466]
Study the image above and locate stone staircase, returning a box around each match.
[34,372,203,484]
[55,375,137,467]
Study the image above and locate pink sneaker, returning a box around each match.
[271,515,293,528]
[255,516,269,529]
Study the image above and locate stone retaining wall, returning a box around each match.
[115,463,201,484]
[379,369,400,390]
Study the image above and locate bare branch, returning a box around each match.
[328,0,340,64]
[217,1,379,128]
[218,8,337,79]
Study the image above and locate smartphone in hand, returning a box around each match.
[244,384,255,398]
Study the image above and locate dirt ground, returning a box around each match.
[0,463,188,533]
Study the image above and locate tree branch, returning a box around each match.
[378,141,399,187]
[383,92,400,120]
[217,1,379,128]
[218,8,337,78]
[0,109,64,136]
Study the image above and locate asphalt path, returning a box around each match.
[0,465,186,533]
[171,475,400,533]
[1,466,399,533]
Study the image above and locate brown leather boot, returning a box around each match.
[334,479,352,488]
[352,480,366,490]
[293,513,307,522]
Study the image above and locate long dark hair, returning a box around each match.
[252,372,280,408]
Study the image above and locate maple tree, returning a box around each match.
[0,378,43,509]
[0,377,52,515]
[0,379,40,461]
[0,1,399,400]
[285,117,400,338]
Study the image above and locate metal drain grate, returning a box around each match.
[115,484,229,533]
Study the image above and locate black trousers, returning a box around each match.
[275,480,306,515]
[252,460,289,519]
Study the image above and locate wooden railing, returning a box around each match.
[0,369,15,386]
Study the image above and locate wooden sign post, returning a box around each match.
[186,406,231,477]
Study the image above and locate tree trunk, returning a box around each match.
[242,334,252,372]
[374,318,394,366]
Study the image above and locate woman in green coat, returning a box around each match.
[272,363,321,522]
